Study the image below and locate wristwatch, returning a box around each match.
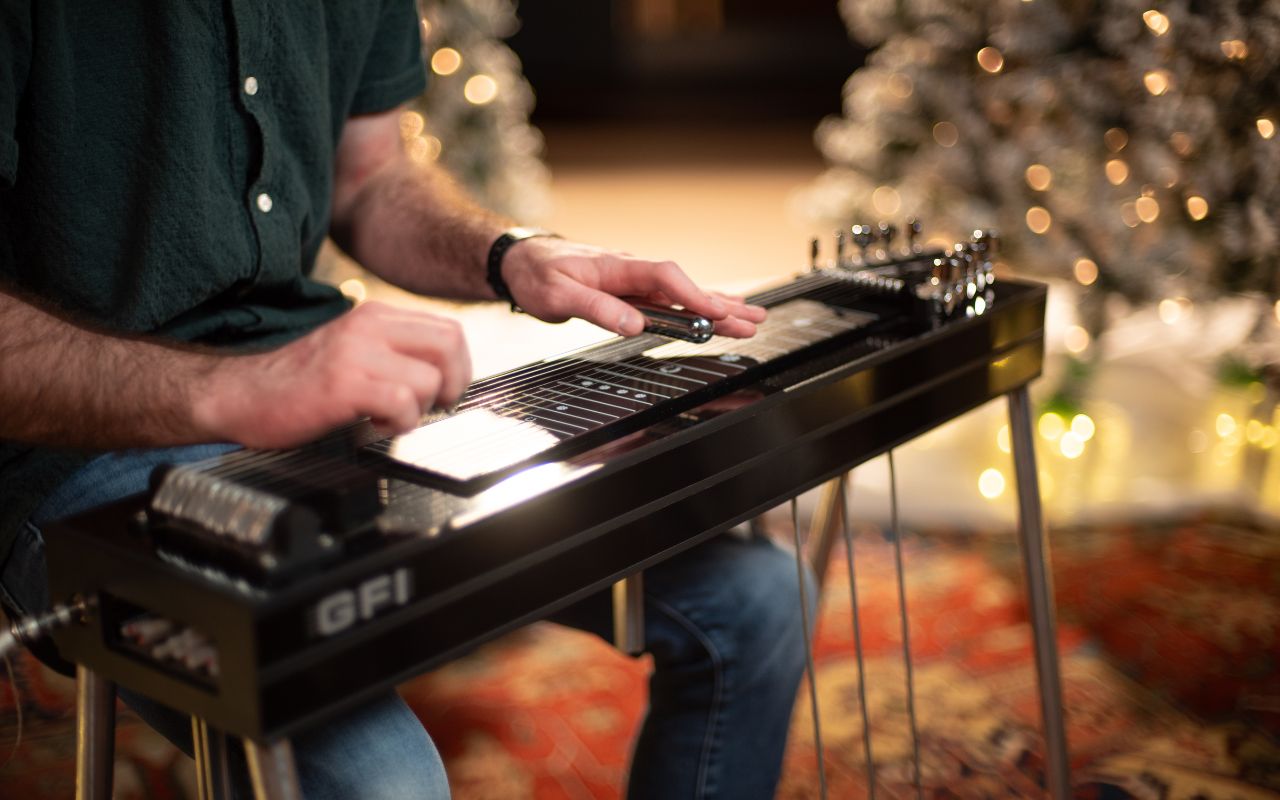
[486,226,559,312]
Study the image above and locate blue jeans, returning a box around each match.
[0,445,811,799]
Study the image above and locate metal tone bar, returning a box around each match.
[807,478,845,591]
[1007,386,1072,799]
[75,665,116,800]
[792,498,829,800]
[837,476,877,799]
[246,738,303,800]
[611,573,645,655]
[887,451,923,799]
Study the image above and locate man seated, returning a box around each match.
[0,2,809,797]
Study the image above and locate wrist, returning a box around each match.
[486,227,558,311]
[189,355,239,443]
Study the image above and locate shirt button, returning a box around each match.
[256,193,273,213]
[244,76,259,96]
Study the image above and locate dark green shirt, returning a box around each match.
[0,1,428,560]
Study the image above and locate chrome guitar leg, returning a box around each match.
[245,738,303,800]
[837,475,877,799]
[886,452,923,799]
[612,573,645,655]
[192,717,231,800]
[75,664,116,800]
[1007,385,1072,799]
[791,497,828,800]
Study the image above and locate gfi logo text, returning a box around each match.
[311,568,413,637]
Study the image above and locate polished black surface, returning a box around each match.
[47,271,1046,741]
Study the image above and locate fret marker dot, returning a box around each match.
[635,393,648,399]
[556,405,568,411]
[581,381,593,387]
[719,354,742,363]
[616,389,628,394]
[659,364,682,374]
[598,385,610,391]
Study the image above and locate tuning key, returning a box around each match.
[877,222,897,257]
[835,230,847,267]
[906,218,923,253]
[850,224,875,262]
[809,238,820,272]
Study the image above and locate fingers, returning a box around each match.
[550,278,651,336]
[342,302,473,408]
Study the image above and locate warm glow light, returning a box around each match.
[1186,196,1209,220]
[888,73,914,98]
[1026,206,1052,234]
[977,46,1005,73]
[978,468,1006,499]
[1274,299,1280,325]
[1039,412,1066,441]
[933,121,959,148]
[996,425,1011,454]
[1158,297,1187,324]
[1074,258,1099,285]
[464,74,499,104]
[398,111,425,140]
[1258,118,1276,139]
[1221,40,1249,60]
[1064,325,1091,353]
[1104,128,1129,152]
[1143,10,1171,36]
[872,185,902,215]
[1170,132,1193,156]
[1121,202,1141,228]
[1216,413,1237,438]
[1261,426,1279,450]
[1135,196,1160,223]
[1025,164,1053,191]
[339,278,367,303]
[1246,419,1265,445]
[406,135,442,164]
[1060,431,1085,459]
[1144,70,1171,96]
[1105,159,1129,185]
[1071,414,1096,441]
[431,47,462,76]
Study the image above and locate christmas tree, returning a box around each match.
[801,0,1280,383]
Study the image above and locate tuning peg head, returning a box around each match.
[850,224,876,257]
[877,221,897,249]
[835,230,847,265]
[906,217,923,252]
[971,229,999,257]
[809,238,820,271]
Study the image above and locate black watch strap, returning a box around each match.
[486,227,558,312]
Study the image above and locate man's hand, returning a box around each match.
[195,302,472,449]
[500,237,767,338]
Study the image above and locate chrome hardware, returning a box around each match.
[850,224,875,262]
[630,300,714,344]
[835,230,847,268]
[810,238,820,272]
[877,222,897,257]
[906,218,923,253]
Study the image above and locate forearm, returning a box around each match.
[334,157,509,300]
[0,292,219,449]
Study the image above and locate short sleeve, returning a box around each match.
[349,0,428,117]
[0,1,32,186]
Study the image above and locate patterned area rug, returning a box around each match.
[1,511,1277,798]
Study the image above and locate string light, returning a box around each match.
[1059,431,1085,459]
[1064,325,1090,353]
[1186,196,1209,220]
[1258,118,1276,140]
[977,46,1005,73]
[1188,429,1208,454]
[1038,412,1066,441]
[1071,414,1096,441]
[996,425,1011,454]
[1026,206,1052,234]
[339,279,367,303]
[1104,128,1129,152]
[978,468,1006,499]
[1074,258,1099,285]
[431,47,462,76]
[406,135,442,164]
[1221,40,1248,60]
[887,73,914,98]
[873,186,902,215]
[1246,419,1266,445]
[1142,10,1171,36]
[1216,413,1237,438]
[1121,201,1141,228]
[399,111,425,140]
[1274,299,1280,325]
[933,121,959,148]
[1144,70,1172,96]
[1135,196,1160,223]
[1157,297,1189,324]
[1105,159,1129,185]
[1170,132,1193,156]
[1025,164,1053,191]
[464,74,499,105]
